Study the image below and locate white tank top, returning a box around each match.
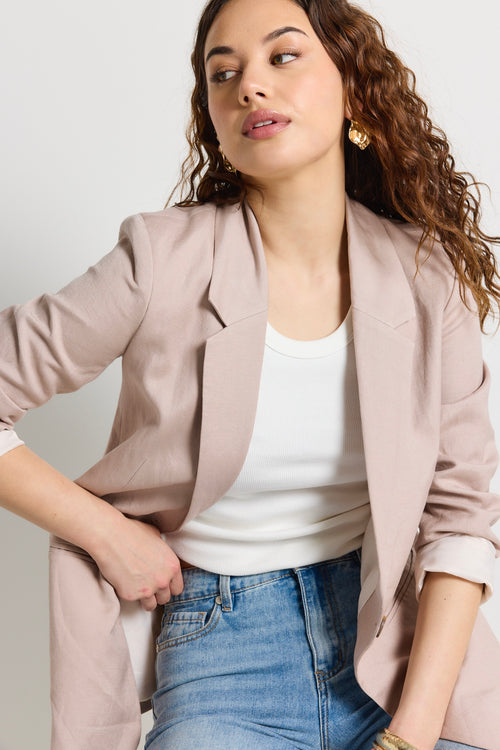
[165,306,371,574]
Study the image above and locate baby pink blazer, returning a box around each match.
[1,196,500,750]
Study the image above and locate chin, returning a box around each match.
[242,158,319,183]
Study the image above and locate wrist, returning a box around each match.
[374,727,428,750]
[387,713,441,750]
[69,491,126,560]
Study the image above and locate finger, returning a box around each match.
[140,595,158,612]
[155,587,172,606]
[169,568,185,596]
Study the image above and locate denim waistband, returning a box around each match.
[170,548,362,611]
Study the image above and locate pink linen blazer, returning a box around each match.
[1,196,500,750]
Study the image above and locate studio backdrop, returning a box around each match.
[0,1,499,748]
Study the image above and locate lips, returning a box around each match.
[241,109,290,135]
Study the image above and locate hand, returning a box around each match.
[89,514,185,611]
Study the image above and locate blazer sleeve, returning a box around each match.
[415,270,500,588]
[414,534,496,602]
[0,214,153,431]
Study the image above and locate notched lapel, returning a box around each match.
[346,198,419,600]
[345,198,416,328]
[184,203,268,523]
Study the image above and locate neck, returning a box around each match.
[244,157,347,277]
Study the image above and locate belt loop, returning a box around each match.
[218,574,233,611]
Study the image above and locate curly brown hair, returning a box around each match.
[168,0,500,332]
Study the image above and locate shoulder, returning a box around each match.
[113,204,219,279]
[132,203,217,246]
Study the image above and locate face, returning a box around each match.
[204,0,350,184]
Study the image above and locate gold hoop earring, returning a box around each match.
[348,120,371,150]
[218,145,237,173]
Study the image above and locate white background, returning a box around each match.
[0,1,499,748]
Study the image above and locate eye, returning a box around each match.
[271,50,300,65]
[209,69,238,84]
[208,48,301,84]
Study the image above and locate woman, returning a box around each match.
[0,0,499,749]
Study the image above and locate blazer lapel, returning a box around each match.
[183,202,269,524]
[345,198,418,608]
[185,196,418,608]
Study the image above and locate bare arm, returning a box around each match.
[0,444,183,610]
[384,572,483,750]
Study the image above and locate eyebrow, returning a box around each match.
[205,26,308,65]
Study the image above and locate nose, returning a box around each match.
[237,64,270,106]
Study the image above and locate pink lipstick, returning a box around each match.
[242,109,291,140]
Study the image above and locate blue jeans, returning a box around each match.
[145,550,481,750]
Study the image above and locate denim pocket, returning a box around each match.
[156,595,221,651]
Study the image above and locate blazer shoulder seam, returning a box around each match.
[121,213,155,353]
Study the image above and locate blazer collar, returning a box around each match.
[344,196,416,327]
[207,200,268,326]
[207,194,416,330]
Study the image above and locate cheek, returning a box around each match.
[306,72,346,130]
[207,99,232,140]
[207,102,220,133]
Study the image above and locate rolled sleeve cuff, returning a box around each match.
[415,534,496,604]
[0,429,24,457]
